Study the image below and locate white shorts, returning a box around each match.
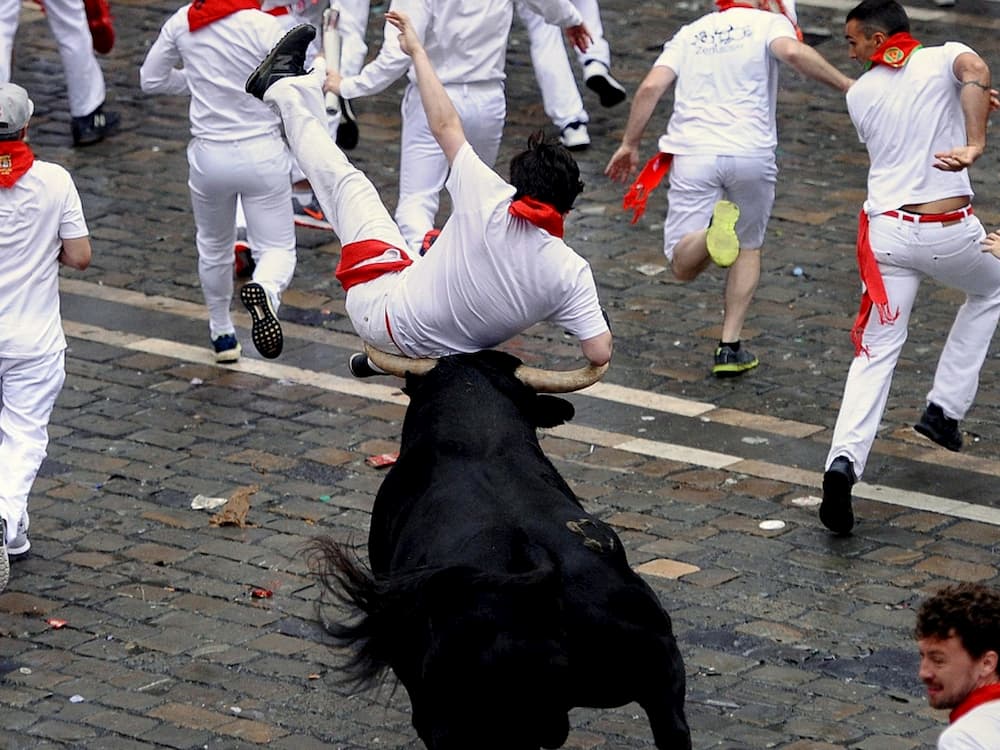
[662,153,777,260]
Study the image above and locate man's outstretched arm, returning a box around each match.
[385,10,466,165]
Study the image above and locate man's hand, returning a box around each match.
[324,67,343,96]
[982,231,1000,258]
[386,10,421,58]
[565,23,592,54]
[605,145,639,183]
[933,145,983,171]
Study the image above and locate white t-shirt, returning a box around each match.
[339,0,581,99]
[654,8,796,157]
[0,160,88,358]
[139,7,285,141]
[847,43,975,215]
[938,699,1000,750]
[387,143,608,358]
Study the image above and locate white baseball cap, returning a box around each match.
[0,83,34,136]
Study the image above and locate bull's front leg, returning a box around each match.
[639,638,692,750]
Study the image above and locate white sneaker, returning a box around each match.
[583,60,626,108]
[8,516,29,558]
[559,121,591,151]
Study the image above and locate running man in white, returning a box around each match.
[140,0,298,362]
[0,0,119,145]
[820,0,997,535]
[246,19,612,367]
[517,0,627,151]
[605,0,851,377]
[0,83,92,591]
[323,0,590,254]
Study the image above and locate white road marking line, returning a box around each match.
[62,319,1000,527]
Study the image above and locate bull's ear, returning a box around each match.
[533,395,574,428]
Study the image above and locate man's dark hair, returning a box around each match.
[916,583,1000,675]
[846,0,910,37]
[509,132,584,215]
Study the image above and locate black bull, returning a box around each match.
[311,351,691,749]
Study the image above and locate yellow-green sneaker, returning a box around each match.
[706,200,740,268]
[712,344,758,378]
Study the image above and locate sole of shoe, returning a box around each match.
[0,540,8,595]
[706,200,740,268]
[712,356,759,378]
[240,283,283,359]
[214,342,242,364]
[913,422,962,452]
[820,469,855,535]
[293,213,333,231]
[585,74,627,108]
[245,24,316,100]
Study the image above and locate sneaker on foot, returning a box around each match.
[212,333,242,364]
[245,24,317,100]
[821,456,856,535]
[234,228,255,279]
[914,402,962,451]
[292,193,333,230]
[706,200,740,268]
[583,60,626,108]
[349,352,386,378]
[336,97,359,150]
[712,344,758,377]
[0,520,10,594]
[559,121,591,151]
[71,105,120,146]
[240,282,283,359]
[8,517,29,560]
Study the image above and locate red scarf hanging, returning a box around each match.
[508,197,565,238]
[851,209,900,357]
[868,32,922,70]
[623,152,672,225]
[950,683,1000,724]
[188,0,261,31]
[0,141,35,189]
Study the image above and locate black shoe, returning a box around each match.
[349,352,385,378]
[583,60,626,108]
[914,402,963,451]
[820,456,855,535]
[240,282,283,358]
[336,97,359,150]
[712,344,758,378]
[245,24,317,100]
[71,105,120,146]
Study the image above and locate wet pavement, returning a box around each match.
[2,0,1000,747]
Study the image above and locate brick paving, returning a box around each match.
[3,0,1000,748]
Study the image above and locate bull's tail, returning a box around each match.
[307,537,394,689]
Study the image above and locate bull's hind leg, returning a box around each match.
[639,638,691,750]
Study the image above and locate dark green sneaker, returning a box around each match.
[706,200,740,268]
[712,344,758,378]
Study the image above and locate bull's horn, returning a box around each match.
[363,343,437,377]
[514,361,609,393]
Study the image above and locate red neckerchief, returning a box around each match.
[867,32,922,70]
[851,209,900,357]
[0,141,35,189]
[623,153,672,225]
[188,0,261,31]
[508,197,565,238]
[715,0,756,9]
[950,683,1000,724]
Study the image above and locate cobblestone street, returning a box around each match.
[2,0,1000,747]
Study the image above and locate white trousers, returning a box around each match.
[0,350,65,544]
[395,79,505,252]
[0,0,105,117]
[264,71,414,352]
[518,4,586,129]
[187,134,297,339]
[827,212,1000,478]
